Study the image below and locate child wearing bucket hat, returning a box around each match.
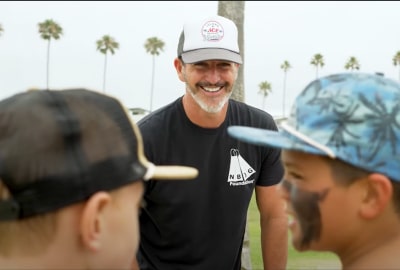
[228,72,400,269]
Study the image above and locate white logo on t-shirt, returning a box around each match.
[227,149,255,186]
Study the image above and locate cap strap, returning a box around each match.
[0,199,19,221]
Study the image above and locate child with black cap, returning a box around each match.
[0,88,197,269]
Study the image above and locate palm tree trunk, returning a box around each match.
[282,72,287,117]
[262,96,266,111]
[218,1,245,102]
[150,55,155,112]
[218,4,250,270]
[316,67,319,79]
[46,39,51,89]
[103,53,108,93]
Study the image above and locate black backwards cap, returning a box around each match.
[0,89,198,221]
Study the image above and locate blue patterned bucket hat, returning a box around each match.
[228,72,400,181]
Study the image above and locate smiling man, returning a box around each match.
[135,15,288,270]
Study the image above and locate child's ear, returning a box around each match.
[79,192,112,251]
[359,173,392,219]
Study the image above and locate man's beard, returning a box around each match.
[186,82,232,114]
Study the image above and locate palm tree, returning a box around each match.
[144,36,165,112]
[258,81,272,111]
[218,1,245,102]
[280,60,291,117]
[96,35,119,93]
[392,51,400,81]
[344,56,360,71]
[38,19,63,89]
[218,3,250,270]
[0,23,3,37]
[310,53,324,79]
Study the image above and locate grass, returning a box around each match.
[247,193,341,270]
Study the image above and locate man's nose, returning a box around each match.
[205,67,221,84]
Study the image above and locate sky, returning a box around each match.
[1,1,399,117]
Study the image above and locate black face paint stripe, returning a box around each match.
[282,179,330,249]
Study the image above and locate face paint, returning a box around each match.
[282,179,330,249]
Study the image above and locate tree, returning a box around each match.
[217,3,250,269]
[258,81,272,111]
[0,23,3,37]
[144,36,165,112]
[96,35,119,93]
[344,56,360,71]
[310,53,324,79]
[280,60,291,117]
[218,1,245,102]
[38,19,63,89]
[392,51,400,81]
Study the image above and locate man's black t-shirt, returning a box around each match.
[137,97,283,270]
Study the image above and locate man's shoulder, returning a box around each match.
[138,97,182,128]
[228,99,275,120]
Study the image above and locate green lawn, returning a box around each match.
[247,193,341,270]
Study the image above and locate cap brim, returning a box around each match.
[142,162,198,181]
[227,126,326,156]
[181,48,242,64]
[125,106,199,181]
[153,165,198,180]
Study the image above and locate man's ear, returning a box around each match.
[359,173,393,219]
[174,58,185,82]
[79,192,112,251]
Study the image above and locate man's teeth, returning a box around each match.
[203,87,220,92]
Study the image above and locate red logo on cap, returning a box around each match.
[202,20,224,42]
